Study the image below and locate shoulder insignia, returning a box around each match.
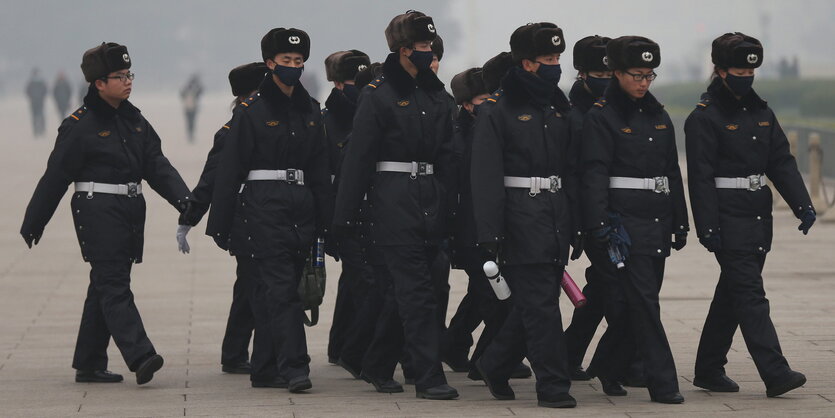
[654,124,668,130]
[696,98,711,108]
[68,106,87,121]
[397,100,410,107]
[240,92,260,107]
[517,114,532,122]
[98,130,111,137]
[593,98,608,108]
[725,124,739,131]
[222,125,231,130]
[620,127,633,134]
[266,120,279,127]
[758,121,771,127]
[368,76,386,89]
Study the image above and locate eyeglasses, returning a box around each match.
[623,71,657,82]
[102,72,135,83]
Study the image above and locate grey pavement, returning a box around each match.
[1,93,834,417]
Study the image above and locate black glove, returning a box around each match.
[324,233,340,262]
[22,231,42,249]
[213,234,230,251]
[698,233,722,253]
[798,209,816,235]
[672,232,687,251]
[570,232,585,261]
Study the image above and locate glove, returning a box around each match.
[213,234,230,251]
[324,234,340,262]
[699,233,722,253]
[22,231,42,249]
[176,225,191,254]
[570,232,585,261]
[798,209,816,235]
[672,232,687,251]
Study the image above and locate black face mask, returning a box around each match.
[409,50,434,72]
[585,75,610,98]
[273,64,304,86]
[342,84,359,103]
[536,63,562,85]
[724,73,754,97]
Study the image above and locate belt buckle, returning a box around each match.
[548,176,561,193]
[747,175,761,191]
[286,169,297,183]
[653,177,670,194]
[418,162,428,175]
[126,182,139,198]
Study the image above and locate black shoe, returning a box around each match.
[222,362,251,374]
[251,377,288,388]
[75,370,124,383]
[475,358,515,400]
[622,374,647,388]
[600,377,627,396]
[766,371,806,398]
[570,366,591,381]
[693,374,739,392]
[510,363,532,379]
[336,358,362,380]
[328,356,338,365]
[651,391,685,404]
[537,392,577,408]
[442,353,470,373]
[135,354,164,385]
[288,375,312,393]
[467,366,482,381]
[416,384,459,400]
[365,375,404,393]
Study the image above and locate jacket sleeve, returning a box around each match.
[665,116,689,234]
[20,121,84,238]
[580,110,615,231]
[684,109,720,237]
[564,109,584,236]
[766,114,814,217]
[436,99,459,226]
[190,125,230,224]
[470,107,506,244]
[333,89,382,227]
[142,122,193,208]
[305,110,334,235]
[206,109,254,241]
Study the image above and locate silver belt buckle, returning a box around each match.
[286,169,298,183]
[548,176,561,193]
[653,177,670,194]
[418,162,429,175]
[747,175,762,191]
[126,182,139,198]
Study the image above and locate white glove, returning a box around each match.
[177,225,191,254]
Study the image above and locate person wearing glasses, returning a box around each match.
[580,36,688,404]
[685,33,815,398]
[20,42,193,386]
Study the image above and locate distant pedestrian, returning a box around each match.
[53,71,73,118]
[25,68,48,137]
[181,74,203,142]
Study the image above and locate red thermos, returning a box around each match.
[561,270,587,308]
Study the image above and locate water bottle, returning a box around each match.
[313,237,325,268]
[561,270,587,308]
[482,261,511,300]
[607,242,625,269]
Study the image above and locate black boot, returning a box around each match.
[766,371,806,398]
[288,375,312,393]
[599,377,627,396]
[222,361,252,374]
[251,376,288,388]
[651,391,685,404]
[75,370,124,383]
[693,374,739,392]
[362,373,404,393]
[416,384,459,400]
[537,392,577,408]
[135,354,164,385]
[475,358,515,400]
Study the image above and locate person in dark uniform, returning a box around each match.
[470,22,578,409]
[562,35,612,382]
[581,36,688,404]
[177,62,268,376]
[206,28,331,393]
[685,32,815,398]
[53,72,73,119]
[333,10,458,400]
[180,74,204,143]
[321,49,371,364]
[20,42,193,385]
[25,68,48,137]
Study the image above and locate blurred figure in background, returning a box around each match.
[25,68,48,137]
[53,71,73,119]
[181,73,203,142]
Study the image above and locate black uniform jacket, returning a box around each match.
[685,77,813,254]
[188,124,231,225]
[323,88,356,177]
[20,86,192,263]
[333,53,456,247]
[450,108,478,253]
[581,81,688,257]
[470,67,579,266]
[206,76,332,259]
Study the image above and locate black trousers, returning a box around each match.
[564,264,606,370]
[249,253,310,382]
[589,245,679,397]
[329,235,376,366]
[695,251,791,384]
[360,245,447,391]
[72,261,156,372]
[221,257,255,366]
[479,263,571,397]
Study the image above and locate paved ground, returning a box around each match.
[1,92,834,417]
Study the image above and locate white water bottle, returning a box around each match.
[483,261,511,300]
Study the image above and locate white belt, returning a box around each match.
[715,174,766,191]
[75,181,142,199]
[246,169,304,184]
[504,176,562,196]
[609,176,670,194]
[376,161,434,178]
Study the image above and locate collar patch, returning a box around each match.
[266,120,279,127]
[397,100,410,107]
[98,130,111,137]
[517,114,532,121]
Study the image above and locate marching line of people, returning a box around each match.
[20,9,817,410]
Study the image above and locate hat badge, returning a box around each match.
[747,53,759,64]
[427,23,435,33]
[357,64,368,72]
[602,56,609,66]
[552,36,561,46]
[641,51,654,62]
[122,53,130,63]
[288,36,301,45]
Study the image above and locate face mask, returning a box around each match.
[585,75,610,98]
[409,50,434,72]
[724,73,754,97]
[536,63,562,85]
[342,84,359,103]
[273,64,304,86]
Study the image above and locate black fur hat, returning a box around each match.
[432,35,444,61]
[573,35,612,72]
[451,67,488,105]
[325,50,371,82]
[228,62,268,97]
[606,36,660,70]
[261,28,311,61]
[81,42,131,82]
[712,32,763,69]
[482,51,514,93]
[385,10,438,52]
[354,62,383,87]
[509,22,566,63]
